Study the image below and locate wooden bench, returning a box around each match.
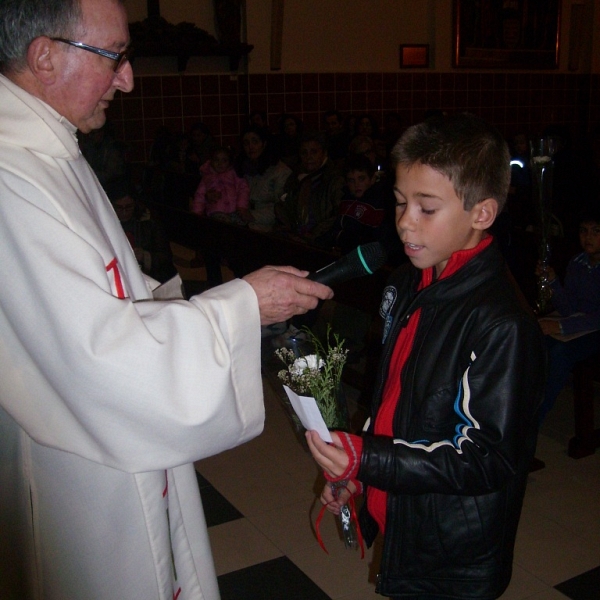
[568,352,600,458]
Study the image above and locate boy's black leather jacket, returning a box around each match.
[358,241,546,599]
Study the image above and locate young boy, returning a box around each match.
[536,207,600,424]
[323,154,388,253]
[306,113,546,600]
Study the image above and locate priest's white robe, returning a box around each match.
[0,74,264,600]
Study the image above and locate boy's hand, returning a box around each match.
[538,318,561,336]
[305,430,349,479]
[320,480,357,515]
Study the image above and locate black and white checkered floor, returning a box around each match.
[195,376,600,600]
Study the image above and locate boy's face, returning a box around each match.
[394,163,487,277]
[346,170,373,199]
[579,221,600,265]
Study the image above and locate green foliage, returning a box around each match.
[275,325,349,429]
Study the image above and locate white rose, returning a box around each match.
[291,354,324,375]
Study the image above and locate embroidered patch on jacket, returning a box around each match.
[380,286,397,318]
[353,205,366,218]
[380,286,397,344]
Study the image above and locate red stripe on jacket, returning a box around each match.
[367,235,493,533]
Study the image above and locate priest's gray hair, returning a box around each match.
[0,0,82,74]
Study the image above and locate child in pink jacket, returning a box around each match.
[192,147,251,223]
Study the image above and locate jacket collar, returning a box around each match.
[408,238,505,308]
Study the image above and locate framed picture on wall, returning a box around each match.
[399,44,430,68]
[453,0,561,69]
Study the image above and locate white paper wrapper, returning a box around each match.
[283,385,333,443]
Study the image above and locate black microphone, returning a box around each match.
[307,241,388,286]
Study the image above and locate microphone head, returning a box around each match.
[308,241,388,286]
[356,241,387,275]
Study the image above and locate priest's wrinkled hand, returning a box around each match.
[243,266,333,326]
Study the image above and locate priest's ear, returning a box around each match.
[26,36,57,84]
[472,197,499,231]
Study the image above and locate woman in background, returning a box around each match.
[235,125,292,232]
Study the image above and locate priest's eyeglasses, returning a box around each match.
[51,38,132,72]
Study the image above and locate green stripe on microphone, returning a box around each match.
[357,245,373,274]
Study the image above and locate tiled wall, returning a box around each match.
[107,71,598,164]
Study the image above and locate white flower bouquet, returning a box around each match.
[275,326,361,552]
[275,326,349,431]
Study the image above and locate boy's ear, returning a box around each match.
[472,198,498,230]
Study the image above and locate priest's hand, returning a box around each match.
[243,266,333,326]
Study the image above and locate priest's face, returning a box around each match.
[50,0,133,133]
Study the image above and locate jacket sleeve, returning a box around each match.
[236,175,250,210]
[559,310,600,336]
[550,261,600,335]
[272,162,293,203]
[358,316,545,496]
[274,172,298,230]
[549,260,576,316]
[310,173,345,238]
[191,180,206,215]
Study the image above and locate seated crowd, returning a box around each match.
[137,110,408,263]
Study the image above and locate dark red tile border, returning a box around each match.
[109,71,592,165]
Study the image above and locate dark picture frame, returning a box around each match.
[453,0,561,69]
[399,44,430,68]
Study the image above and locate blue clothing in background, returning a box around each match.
[549,252,600,335]
[539,252,600,423]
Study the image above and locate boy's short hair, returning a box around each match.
[391,113,510,211]
[343,154,376,178]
